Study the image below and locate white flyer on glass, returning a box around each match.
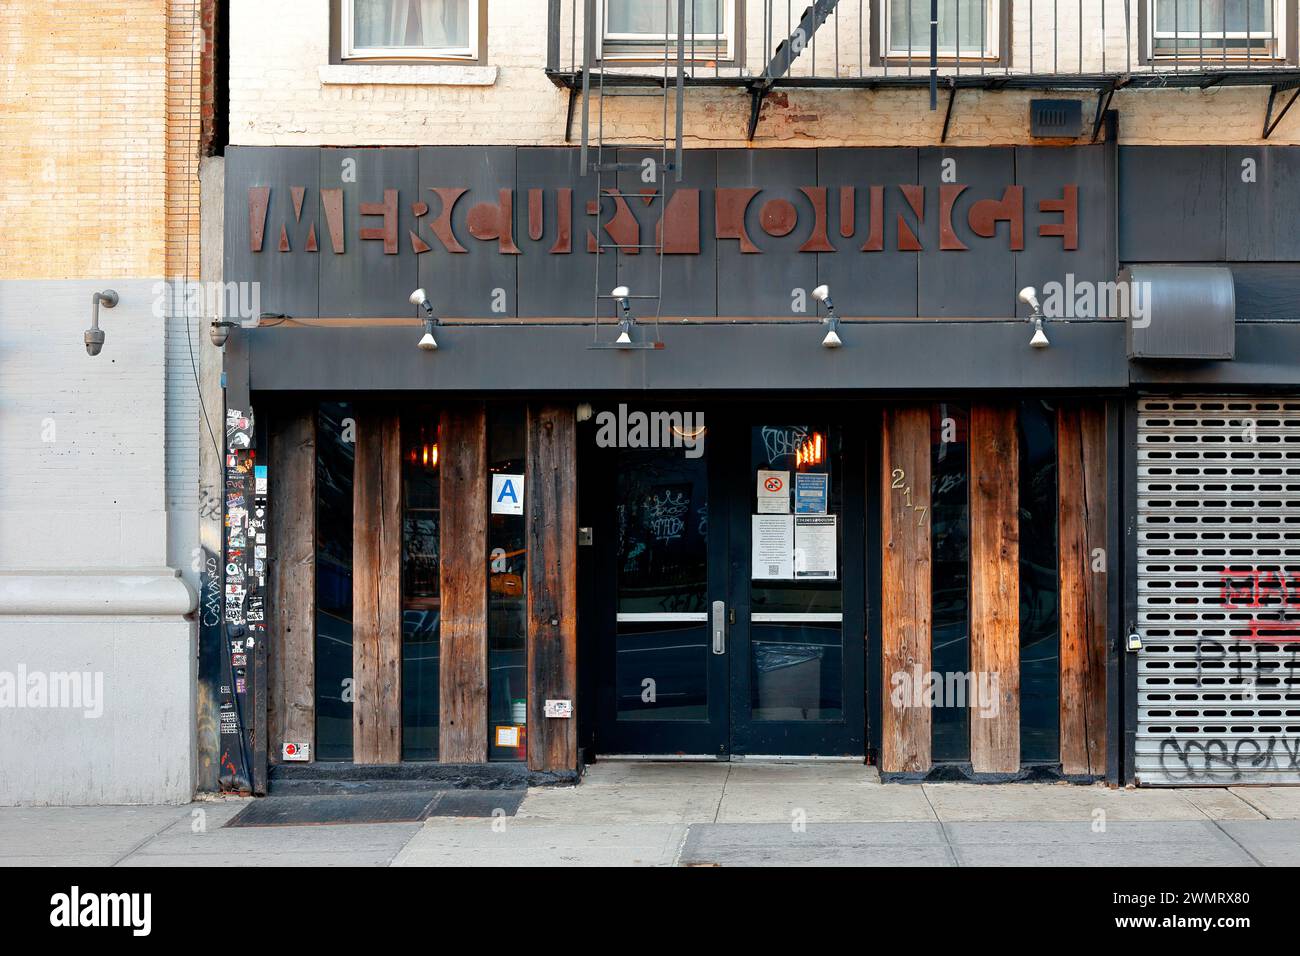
[752,514,794,579]
[756,469,790,513]
[794,515,837,579]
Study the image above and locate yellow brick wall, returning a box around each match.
[0,0,204,281]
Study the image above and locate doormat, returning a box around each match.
[224,792,439,827]
[425,789,524,818]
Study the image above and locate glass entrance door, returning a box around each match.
[589,406,865,758]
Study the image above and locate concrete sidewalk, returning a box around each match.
[3,762,1299,867]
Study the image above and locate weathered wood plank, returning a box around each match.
[1058,403,1108,776]
[351,406,402,764]
[526,404,579,772]
[880,407,932,774]
[439,403,489,763]
[268,404,316,763]
[969,404,1020,774]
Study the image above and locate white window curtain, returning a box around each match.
[1154,0,1274,35]
[352,0,469,50]
[605,0,723,38]
[888,0,993,55]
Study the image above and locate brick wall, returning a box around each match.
[228,0,1300,148]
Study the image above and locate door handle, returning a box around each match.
[711,600,726,655]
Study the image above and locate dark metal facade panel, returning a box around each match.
[1014,145,1114,320]
[1231,262,1300,320]
[715,149,819,318]
[318,147,420,318]
[243,321,1129,392]
[515,147,615,319]
[918,147,1016,317]
[1130,323,1300,386]
[1226,146,1300,261]
[615,148,718,319]
[223,146,320,320]
[418,146,518,318]
[815,148,919,318]
[1118,147,1227,263]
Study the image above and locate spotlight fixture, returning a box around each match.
[1019,285,1049,349]
[209,320,237,348]
[410,288,439,351]
[611,286,634,346]
[84,289,118,357]
[812,284,842,349]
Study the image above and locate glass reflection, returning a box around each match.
[315,402,354,761]
[401,409,440,760]
[1018,399,1060,763]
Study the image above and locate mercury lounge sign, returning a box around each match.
[247,182,1079,257]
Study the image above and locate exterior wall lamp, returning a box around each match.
[1019,286,1050,349]
[410,288,439,350]
[84,289,118,356]
[612,285,635,346]
[812,284,842,349]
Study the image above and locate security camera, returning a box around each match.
[84,289,118,357]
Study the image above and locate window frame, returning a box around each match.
[871,0,1009,67]
[1146,0,1289,62]
[597,0,741,65]
[334,0,484,64]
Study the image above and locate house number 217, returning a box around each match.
[891,468,928,527]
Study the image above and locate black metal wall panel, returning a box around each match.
[319,147,419,318]
[224,146,320,320]
[715,149,819,318]
[1118,147,1226,262]
[615,148,718,319]
[1226,146,1300,261]
[815,148,919,318]
[515,147,614,319]
[1232,263,1300,319]
[418,146,518,318]
[918,147,1016,317]
[1014,145,1113,320]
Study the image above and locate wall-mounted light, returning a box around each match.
[84,289,118,356]
[410,288,439,351]
[812,284,842,349]
[1019,285,1049,349]
[611,285,634,346]
[209,320,237,348]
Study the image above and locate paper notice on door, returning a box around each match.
[794,515,837,579]
[752,513,794,579]
[757,469,790,513]
[794,472,829,514]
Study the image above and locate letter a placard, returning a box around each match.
[492,473,525,515]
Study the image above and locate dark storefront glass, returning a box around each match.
[749,424,844,722]
[615,444,710,721]
[315,402,354,761]
[930,404,971,762]
[402,409,440,760]
[488,406,528,761]
[1018,399,1060,763]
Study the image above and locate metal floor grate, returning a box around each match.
[1137,397,1300,785]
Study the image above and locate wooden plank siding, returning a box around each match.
[1057,403,1109,776]
[268,403,316,763]
[526,405,579,772]
[969,404,1021,774]
[439,403,489,763]
[880,407,932,774]
[351,406,403,764]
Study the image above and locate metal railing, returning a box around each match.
[545,0,1300,89]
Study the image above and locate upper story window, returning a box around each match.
[342,0,478,60]
[883,0,1001,60]
[1149,0,1287,60]
[600,0,735,61]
